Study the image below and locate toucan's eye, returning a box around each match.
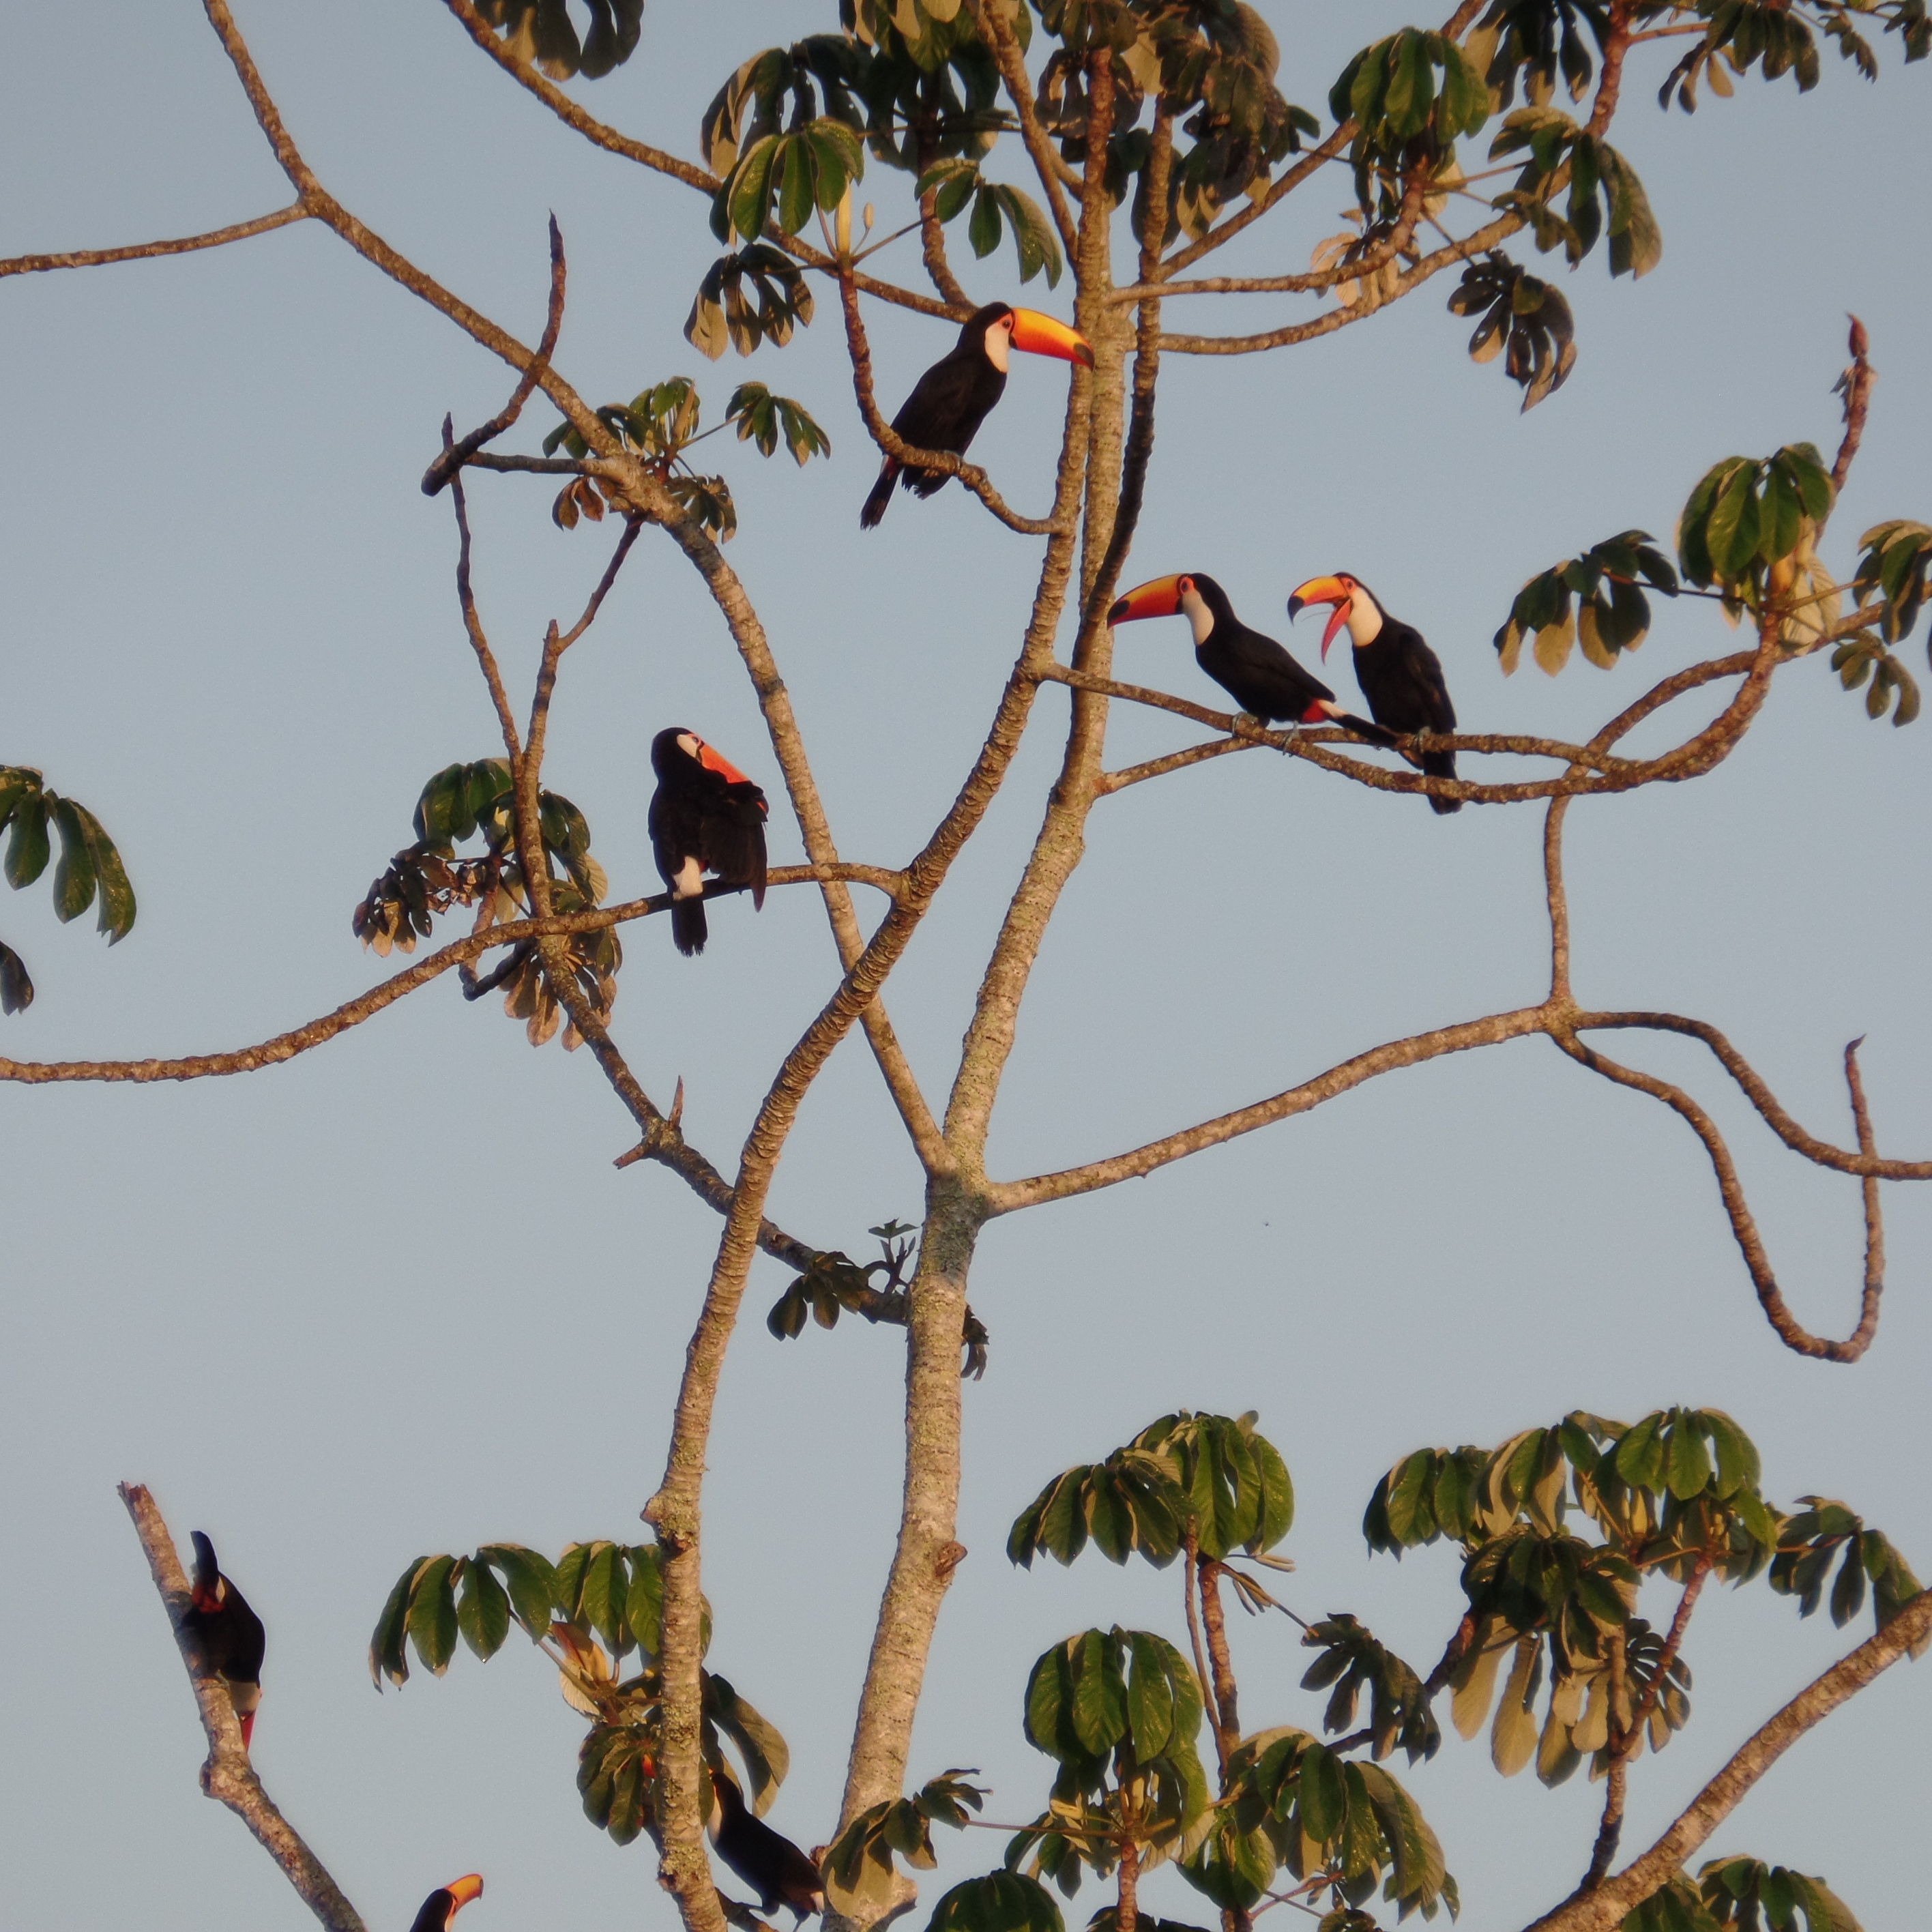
[1179,576,1193,592]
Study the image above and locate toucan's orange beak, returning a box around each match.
[1107,575,1184,626]
[1008,309,1095,368]
[695,740,753,789]
[1288,576,1353,660]
[445,1875,485,1916]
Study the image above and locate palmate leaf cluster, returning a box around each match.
[471,0,643,80]
[1494,529,1679,673]
[1630,1860,1864,1932]
[0,765,136,1014]
[823,1770,989,1918]
[1490,108,1663,278]
[1446,255,1576,411]
[1008,1409,1293,1568]
[351,758,620,1049]
[1203,1729,1457,1922]
[368,1539,787,1849]
[1658,1,1930,111]
[541,377,829,536]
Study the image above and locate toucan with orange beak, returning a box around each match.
[860,302,1093,528]
[407,1875,484,1932]
[649,727,770,956]
[182,1530,266,1748]
[1107,573,1397,744]
[709,1766,825,1923]
[1288,574,1461,813]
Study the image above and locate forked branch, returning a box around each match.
[119,1483,367,1932]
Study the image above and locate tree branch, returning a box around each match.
[838,272,1067,536]
[0,202,309,278]
[1830,314,1875,495]
[1523,1589,1932,1932]
[119,1484,368,1932]
[422,214,568,496]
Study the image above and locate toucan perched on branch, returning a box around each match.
[407,1875,484,1932]
[649,727,769,956]
[1289,574,1461,813]
[1108,573,1397,744]
[182,1530,266,1747]
[860,302,1093,528]
[709,1767,825,1923]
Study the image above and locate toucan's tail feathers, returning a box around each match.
[860,460,898,529]
[1337,710,1402,750]
[671,898,708,956]
[1422,747,1462,814]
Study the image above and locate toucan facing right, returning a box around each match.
[860,302,1093,527]
[182,1530,266,1747]
[408,1875,484,1932]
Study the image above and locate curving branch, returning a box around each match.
[837,272,1067,536]
[0,202,310,278]
[1549,1027,1890,1363]
[1522,1588,1932,1932]
[421,215,568,497]
[119,1483,368,1932]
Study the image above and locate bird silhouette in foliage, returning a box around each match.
[709,1767,825,1923]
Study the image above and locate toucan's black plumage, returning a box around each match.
[408,1876,484,1932]
[709,1769,825,1923]
[1288,574,1460,812]
[860,302,1093,528]
[649,727,770,956]
[182,1530,266,1747]
[1107,572,1399,744]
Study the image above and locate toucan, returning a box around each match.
[860,302,1094,528]
[1288,574,1461,813]
[649,727,770,956]
[181,1531,267,1747]
[1107,573,1397,744]
[407,1875,484,1932]
[708,1767,824,1923]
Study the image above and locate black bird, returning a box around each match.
[1289,574,1461,813]
[709,1768,825,1923]
[1107,572,1396,743]
[860,302,1093,528]
[407,1876,484,1932]
[649,727,770,956]
[181,1530,267,1748]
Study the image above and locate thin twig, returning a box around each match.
[0,201,309,278]
[422,214,568,495]
[1830,315,1875,495]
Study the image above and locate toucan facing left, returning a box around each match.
[649,728,770,956]
[183,1531,267,1747]
[860,302,1093,528]
[1289,574,1461,813]
[1108,573,1396,744]
[408,1875,484,1932]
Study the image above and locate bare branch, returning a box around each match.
[1098,735,1250,793]
[1550,1026,1888,1362]
[527,516,644,773]
[448,464,525,759]
[422,215,568,495]
[1830,314,1875,495]
[838,272,1068,536]
[0,202,309,278]
[119,1484,368,1932]
[1523,1589,1932,1932]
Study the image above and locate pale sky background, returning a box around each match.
[3,5,1929,1931]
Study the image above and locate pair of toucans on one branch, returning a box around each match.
[1111,570,1462,812]
[184,1533,486,1932]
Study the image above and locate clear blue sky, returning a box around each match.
[2,5,1928,1931]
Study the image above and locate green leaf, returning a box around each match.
[457,1556,512,1660]
[49,797,96,924]
[71,804,135,940]
[369,1556,428,1688]
[968,184,1004,259]
[924,1872,1064,1932]
[0,939,32,1014]
[1665,1413,1713,1502]
[5,791,50,890]
[408,1555,462,1675]
[478,1545,558,1637]
[627,1543,667,1657]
